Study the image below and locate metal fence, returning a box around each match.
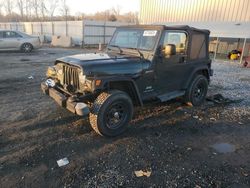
[0,20,132,46]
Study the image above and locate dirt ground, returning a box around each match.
[0,47,250,188]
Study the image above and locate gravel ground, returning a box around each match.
[210,60,250,121]
[0,48,250,188]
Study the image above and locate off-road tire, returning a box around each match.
[21,43,33,53]
[89,90,133,137]
[184,75,208,106]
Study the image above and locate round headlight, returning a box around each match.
[58,69,63,75]
[46,66,57,77]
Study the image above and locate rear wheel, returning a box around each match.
[184,75,208,106]
[21,43,33,53]
[89,90,133,137]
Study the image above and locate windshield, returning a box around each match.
[109,29,159,51]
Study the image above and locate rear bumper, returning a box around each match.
[41,82,89,116]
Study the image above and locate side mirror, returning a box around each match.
[163,44,176,57]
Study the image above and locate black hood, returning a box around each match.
[56,52,151,77]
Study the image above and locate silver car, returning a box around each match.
[0,29,40,52]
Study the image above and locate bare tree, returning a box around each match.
[16,0,25,19]
[108,14,117,22]
[24,0,32,21]
[60,0,69,20]
[111,5,121,16]
[60,0,69,35]
[0,0,138,23]
[0,0,4,16]
[4,0,13,16]
[47,0,58,20]
[31,0,39,19]
[39,0,47,20]
[123,11,139,23]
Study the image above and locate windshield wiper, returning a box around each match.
[108,45,123,54]
[125,47,144,59]
[137,49,144,59]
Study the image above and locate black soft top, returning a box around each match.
[118,25,210,35]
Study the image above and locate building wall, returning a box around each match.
[140,0,250,57]
[140,0,250,24]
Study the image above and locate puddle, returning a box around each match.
[211,143,236,153]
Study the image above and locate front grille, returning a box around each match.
[62,65,80,92]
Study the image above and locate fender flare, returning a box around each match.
[183,66,210,89]
[96,77,143,106]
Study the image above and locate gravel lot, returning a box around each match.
[0,47,250,188]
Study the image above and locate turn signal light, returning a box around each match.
[95,80,101,86]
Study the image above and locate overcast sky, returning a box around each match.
[67,0,140,15]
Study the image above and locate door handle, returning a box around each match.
[179,56,186,63]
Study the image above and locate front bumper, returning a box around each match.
[41,82,89,116]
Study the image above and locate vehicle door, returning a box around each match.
[1,31,23,49]
[134,29,161,99]
[155,30,190,93]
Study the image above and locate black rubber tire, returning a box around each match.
[184,75,208,106]
[21,43,33,53]
[89,90,133,137]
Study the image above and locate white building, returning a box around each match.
[139,0,250,61]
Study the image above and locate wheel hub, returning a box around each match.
[105,102,127,129]
[195,87,202,98]
[113,112,120,119]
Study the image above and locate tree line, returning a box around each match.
[0,0,138,23]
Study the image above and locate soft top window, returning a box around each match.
[190,33,207,59]
[163,31,187,54]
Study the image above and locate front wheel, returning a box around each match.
[89,90,133,137]
[184,75,208,106]
[21,43,33,53]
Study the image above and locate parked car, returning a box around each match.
[41,25,213,137]
[0,29,40,52]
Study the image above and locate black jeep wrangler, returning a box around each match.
[41,25,212,137]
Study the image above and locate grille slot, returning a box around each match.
[62,65,80,91]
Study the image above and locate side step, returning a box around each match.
[157,90,185,102]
